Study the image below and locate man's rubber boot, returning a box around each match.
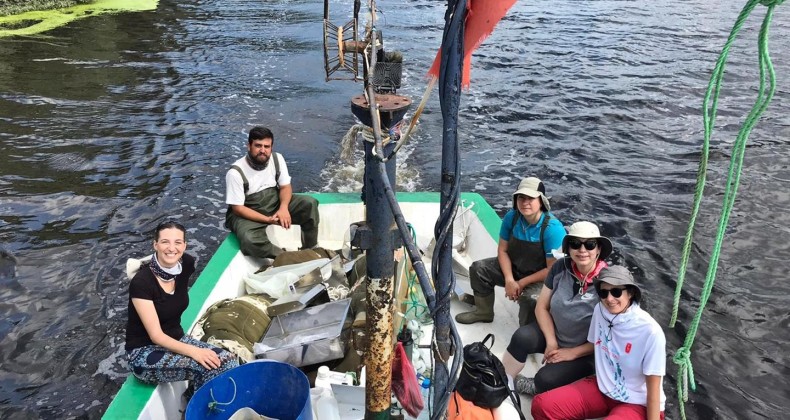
[455,293,495,324]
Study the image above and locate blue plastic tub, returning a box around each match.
[186,360,312,420]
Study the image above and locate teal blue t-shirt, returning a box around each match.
[499,210,566,257]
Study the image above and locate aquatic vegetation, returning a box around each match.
[0,0,93,17]
[0,0,158,37]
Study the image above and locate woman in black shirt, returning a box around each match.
[126,221,238,390]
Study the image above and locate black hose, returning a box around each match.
[364,0,468,414]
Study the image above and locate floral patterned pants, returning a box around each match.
[127,336,239,390]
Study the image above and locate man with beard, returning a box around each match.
[225,126,320,259]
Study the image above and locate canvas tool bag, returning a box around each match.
[455,334,525,419]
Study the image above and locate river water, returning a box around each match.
[1,0,788,418]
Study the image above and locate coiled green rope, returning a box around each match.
[401,225,431,327]
[669,1,781,419]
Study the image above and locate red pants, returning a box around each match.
[531,377,665,420]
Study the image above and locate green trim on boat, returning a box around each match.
[309,191,443,204]
[103,192,501,419]
[459,192,502,241]
[0,0,158,37]
[310,192,363,204]
[308,192,500,240]
[102,378,154,420]
[179,234,240,327]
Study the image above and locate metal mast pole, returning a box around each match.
[362,2,395,417]
[362,138,397,419]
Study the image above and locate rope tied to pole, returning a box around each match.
[338,124,394,164]
[669,1,781,419]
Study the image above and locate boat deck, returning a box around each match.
[105,194,545,419]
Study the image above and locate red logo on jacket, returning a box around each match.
[625,343,632,353]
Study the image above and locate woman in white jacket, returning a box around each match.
[531,265,666,420]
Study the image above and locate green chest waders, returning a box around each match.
[507,214,551,326]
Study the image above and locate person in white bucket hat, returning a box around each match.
[502,220,612,396]
[456,176,566,327]
[532,265,666,420]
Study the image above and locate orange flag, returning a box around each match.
[427,0,517,88]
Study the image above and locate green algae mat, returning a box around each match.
[0,0,158,37]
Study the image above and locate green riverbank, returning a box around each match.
[0,0,157,36]
[0,0,92,17]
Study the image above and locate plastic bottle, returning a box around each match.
[316,393,341,420]
[416,373,430,389]
[309,387,326,419]
[416,373,431,407]
[314,366,333,391]
[316,365,349,389]
[312,367,334,420]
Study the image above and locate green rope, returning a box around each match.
[669,1,780,419]
[397,225,431,334]
[404,225,430,322]
[403,265,430,321]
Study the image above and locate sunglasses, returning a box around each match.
[568,238,598,251]
[597,287,627,299]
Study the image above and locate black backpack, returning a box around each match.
[455,334,526,419]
